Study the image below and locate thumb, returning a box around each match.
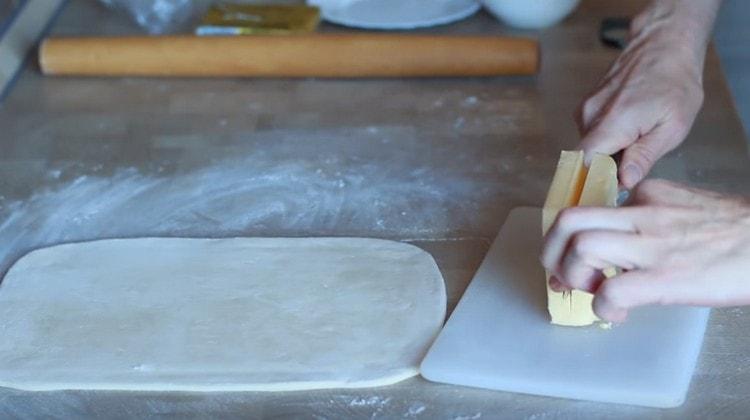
[592,270,664,323]
[619,129,673,189]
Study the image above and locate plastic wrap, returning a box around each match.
[99,0,202,34]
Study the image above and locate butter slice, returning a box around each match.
[542,151,587,235]
[578,154,618,208]
[543,152,618,327]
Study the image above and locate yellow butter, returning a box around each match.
[196,4,320,36]
[543,152,618,327]
[542,150,587,235]
[578,154,618,208]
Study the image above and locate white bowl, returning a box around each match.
[483,0,580,29]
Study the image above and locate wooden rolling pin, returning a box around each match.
[39,34,539,78]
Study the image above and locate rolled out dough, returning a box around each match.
[0,237,446,391]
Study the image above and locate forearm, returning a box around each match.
[633,0,721,67]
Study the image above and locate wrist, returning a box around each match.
[631,0,720,84]
[633,0,720,53]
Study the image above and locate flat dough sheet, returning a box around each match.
[0,238,446,391]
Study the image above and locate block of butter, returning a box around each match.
[542,151,618,327]
[196,4,320,36]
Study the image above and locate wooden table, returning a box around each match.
[1,0,749,418]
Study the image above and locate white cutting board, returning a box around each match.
[421,207,710,408]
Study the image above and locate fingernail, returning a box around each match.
[622,164,642,187]
[616,188,630,206]
[549,276,568,292]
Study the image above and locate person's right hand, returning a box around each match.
[541,179,750,323]
[577,0,720,188]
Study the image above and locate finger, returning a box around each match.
[577,111,641,165]
[597,49,638,91]
[558,250,604,293]
[577,93,608,135]
[632,178,731,209]
[588,47,646,109]
[577,80,624,135]
[556,230,658,292]
[619,127,677,189]
[541,207,640,272]
[548,275,569,292]
[630,179,680,205]
[593,269,666,323]
[574,101,588,135]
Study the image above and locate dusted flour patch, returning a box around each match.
[0,237,446,391]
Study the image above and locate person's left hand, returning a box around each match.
[541,179,750,322]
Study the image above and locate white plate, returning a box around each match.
[309,0,480,30]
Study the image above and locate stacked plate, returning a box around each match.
[308,0,480,29]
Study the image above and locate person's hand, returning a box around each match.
[577,0,720,188]
[541,179,750,323]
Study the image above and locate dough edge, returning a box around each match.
[0,237,446,392]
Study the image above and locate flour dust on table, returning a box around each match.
[0,136,530,276]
